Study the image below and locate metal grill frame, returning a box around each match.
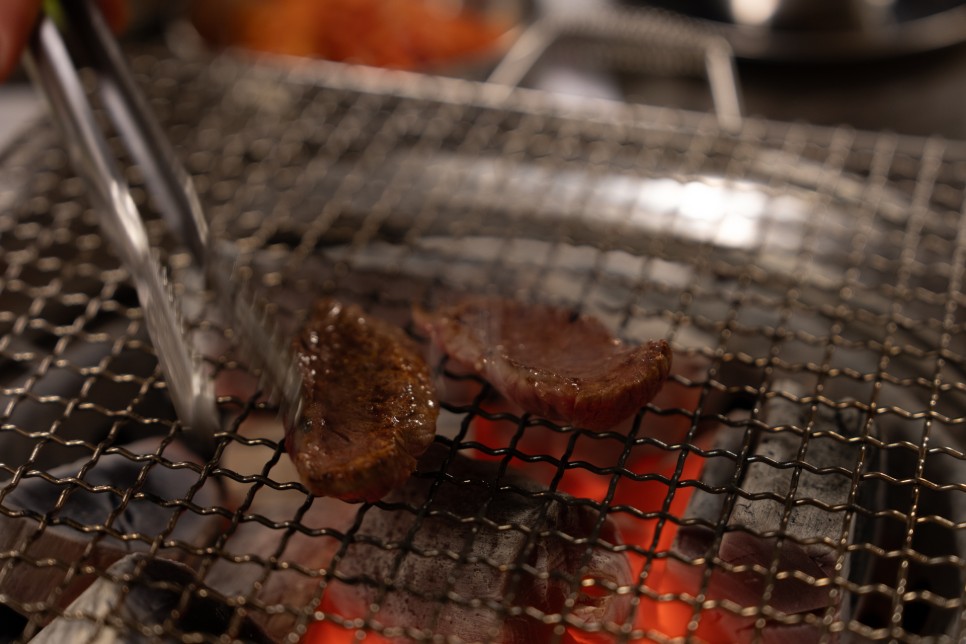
[0,48,964,643]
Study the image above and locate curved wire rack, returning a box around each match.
[0,47,964,643]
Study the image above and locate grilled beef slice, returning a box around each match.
[288,298,438,502]
[414,296,671,430]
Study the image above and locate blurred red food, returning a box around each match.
[194,0,508,70]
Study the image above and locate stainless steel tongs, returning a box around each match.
[23,0,303,435]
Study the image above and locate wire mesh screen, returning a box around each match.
[0,49,964,643]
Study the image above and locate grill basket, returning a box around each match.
[0,47,964,643]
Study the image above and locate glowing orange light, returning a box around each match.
[193,0,508,71]
[303,594,392,644]
[302,364,739,643]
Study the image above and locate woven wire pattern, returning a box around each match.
[0,49,963,642]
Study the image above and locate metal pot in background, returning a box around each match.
[625,0,966,61]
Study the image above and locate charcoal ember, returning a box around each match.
[288,298,439,502]
[0,438,223,615]
[30,553,272,643]
[414,296,671,431]
[205,411,359,641]
[722,388,867,609]
[671,383,872,642]
[672,411,751,564]
[206,493,352,641]
[0,316,160,476]
[326,444,633,642]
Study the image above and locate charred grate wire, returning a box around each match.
[0,49,963,643]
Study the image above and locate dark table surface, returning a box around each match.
[732,44,966,138]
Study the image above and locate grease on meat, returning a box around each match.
[415,296,672,430]
[288,299,438,502]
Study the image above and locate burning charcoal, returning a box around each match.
[0,438,223,613]
[29,553,272,643]
[205,412,359,641]
[670,383,872,642]
[672,412,750,563]
[720,383,869,614]
[0,316,163,476]
[325,444,633,642]
[414,296,671,431]
[206,492,352,641]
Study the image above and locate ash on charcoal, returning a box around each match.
[29,554,272,643]
[671,382,874,642]
[0,438,223,616]
[323,443,633,642]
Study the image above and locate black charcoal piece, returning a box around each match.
[29,553,272,643]
[673,412,749,562]
[327,444,633,642]
[0,316,171,477]
[670,383,873,641]
[719,382,868,613]
[0,438,222,613]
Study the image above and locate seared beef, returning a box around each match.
[414,296,672,430]
[288,299,438,502]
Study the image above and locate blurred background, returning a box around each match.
[5,0,966,149]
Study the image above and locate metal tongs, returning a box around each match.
[23,0,303,435]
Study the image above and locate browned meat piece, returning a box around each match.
[414,296,672,430]
[287,299,438,502]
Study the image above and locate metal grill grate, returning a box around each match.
[0,48,964,643]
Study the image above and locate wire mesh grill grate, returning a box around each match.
[0,48,964,643]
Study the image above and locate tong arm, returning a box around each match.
[23,7,219,434]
